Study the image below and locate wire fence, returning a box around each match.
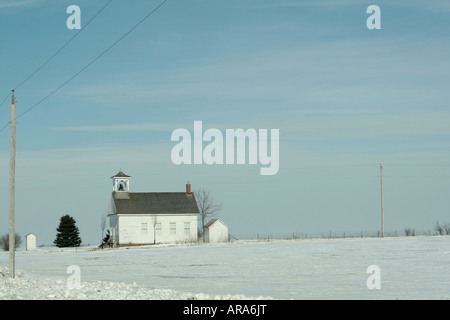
[230,229,444,242]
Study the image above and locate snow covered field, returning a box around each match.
[1,236,449,300]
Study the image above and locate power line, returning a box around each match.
[0,0,113,110]
[0,0,168,134]
[0,92,11,111]
[15,0,114,91]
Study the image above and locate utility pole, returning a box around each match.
[380,163,384,238]
[9,90,16,278]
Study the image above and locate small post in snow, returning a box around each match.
[380,164,384,238]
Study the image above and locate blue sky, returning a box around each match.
[0,0,449,245]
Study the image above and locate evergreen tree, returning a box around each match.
[102,229,110,243]
[54,214,82,247]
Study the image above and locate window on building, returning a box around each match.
[141,223,148,235]
[155,223,162,236]
[184,222,190,235]
[170,222,176,235]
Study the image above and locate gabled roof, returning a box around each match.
[112,192,199,215]
[204,219,228,229]
[111,170,131,179]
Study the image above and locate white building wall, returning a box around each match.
[26,234,36,250]
[116,214,198,245]
[206,221,229,243]
[109,214,119,244]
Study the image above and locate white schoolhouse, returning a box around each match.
[107,170,199,246]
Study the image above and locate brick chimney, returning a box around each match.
[186,181,191,194]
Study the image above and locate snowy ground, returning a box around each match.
[1,236,450,300]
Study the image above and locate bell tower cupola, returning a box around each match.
[111,169,131,192]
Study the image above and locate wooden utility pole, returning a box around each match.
[9,90,16,278]
[380,164,384,238]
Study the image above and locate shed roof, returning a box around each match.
[204,219,228,229]
[112,192,199,215]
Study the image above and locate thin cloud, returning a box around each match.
[244,0,450,12]
[0,0,38,9]
[236,0,361,9]
[52,122,181,132]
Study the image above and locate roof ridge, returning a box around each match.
[112,191,199,214]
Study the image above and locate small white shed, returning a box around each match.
[204,219,229,243]
[26,233,36,250]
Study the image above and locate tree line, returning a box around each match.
[1,187,222,249]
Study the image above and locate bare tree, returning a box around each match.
[152,215,158,244]
[444,223,450,235]
[195,188,222,242]
[100,213,107,243]
[0,233,22,251]
[435,221,444,235]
